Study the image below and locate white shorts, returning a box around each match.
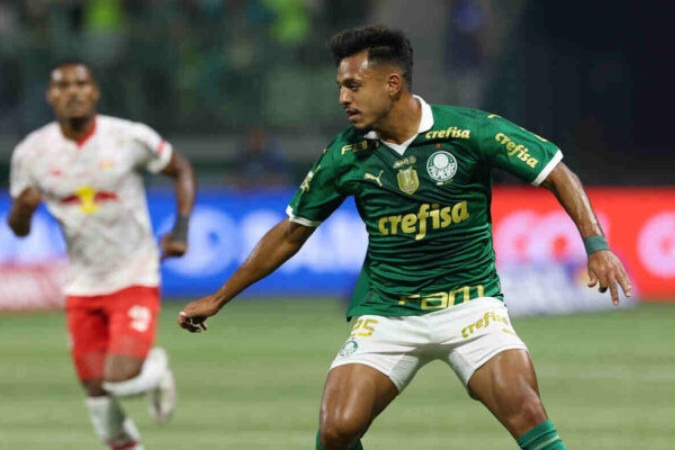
[330,297,528,392]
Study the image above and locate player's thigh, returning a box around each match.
[104,285,160,381]
[320,363,399,434]
[467,349,547,437]
[440,298,529,388]
[66,295,108,382]
[436,298,545,436]
[330,314,429,393]
[323,314,429,432]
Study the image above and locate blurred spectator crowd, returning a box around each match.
[0,0,367,136]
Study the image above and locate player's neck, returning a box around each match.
[377,95,421,145]
[58,115,97,143]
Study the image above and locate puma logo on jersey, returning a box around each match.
[364,170,384,187]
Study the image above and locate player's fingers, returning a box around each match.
[180,310,207,333]
[160,242,187,261]
[608,277,620,306]
[596,272,609,293]
[617,271,632,297]
[587,271,598,288]
[178,311,196,331]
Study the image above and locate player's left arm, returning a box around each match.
[539,162,632,304]
[159,150,196,259]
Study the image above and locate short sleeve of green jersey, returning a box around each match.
[478,113,563,185]
[286,147,346,226]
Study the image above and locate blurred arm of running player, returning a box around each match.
[540,161,632,305]
[178,219,315,333]
[8,186,42,237]
[159,150,196,259]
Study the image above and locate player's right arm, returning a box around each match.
[7,143,41,237]
[8,187,42,237]
[178,219,315,332]
[178,139,347,333]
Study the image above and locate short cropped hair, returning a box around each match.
[49,60,96,81]
[329,25,414,88]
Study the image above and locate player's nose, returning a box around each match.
[339,87,351,105]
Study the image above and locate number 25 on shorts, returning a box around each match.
[350,318,379,338]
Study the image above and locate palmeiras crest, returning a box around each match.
[426,151,458,184]
[338,340,359,358]
[397,167,419,195]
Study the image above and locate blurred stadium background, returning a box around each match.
[1,1,674,449]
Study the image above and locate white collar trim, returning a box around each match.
[363,95,434,140]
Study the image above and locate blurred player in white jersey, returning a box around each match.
[7,61,196,450]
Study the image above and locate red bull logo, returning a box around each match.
[60,186,118,214]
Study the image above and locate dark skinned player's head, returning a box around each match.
[46,61,100,123]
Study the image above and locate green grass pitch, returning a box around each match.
[1,299,674,449]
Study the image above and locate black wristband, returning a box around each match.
[171,215,189,242]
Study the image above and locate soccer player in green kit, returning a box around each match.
[178,26,632,450]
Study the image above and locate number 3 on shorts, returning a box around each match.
[350,318,379,338]
[128,305,152,332]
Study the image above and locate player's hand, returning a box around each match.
[178,295,220,333]
[587,250,632,305]
[18,187,42,210]
[160,233,188,260]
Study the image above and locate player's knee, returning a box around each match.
[81,379,106,397]
[320,413,366,449]
[104,365,142,383]
[103,355,145,383]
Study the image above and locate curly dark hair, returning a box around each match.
[329,25,413,88]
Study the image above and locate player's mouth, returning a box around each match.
[345,109,361,122]
[64,99,90,115]
[66,99,83,108]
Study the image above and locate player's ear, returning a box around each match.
[386,72,403,98]
[45,85,56,107]
[91,83,101,104]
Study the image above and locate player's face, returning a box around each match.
[336,51,394,131]
[46,64,99,121]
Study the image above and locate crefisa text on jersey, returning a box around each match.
[494,133,540,168]
[377,201,470,240]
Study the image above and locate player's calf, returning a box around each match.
[316,431,364,450]
[86,396,145,450]
[318,420,366,450]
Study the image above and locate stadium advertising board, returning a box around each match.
[1,187,672,311]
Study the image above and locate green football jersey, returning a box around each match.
[288,100,562,318]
